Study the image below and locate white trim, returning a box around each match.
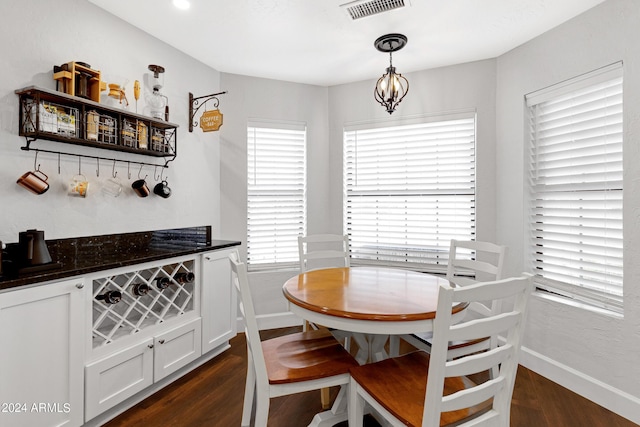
[525,61,623,106]
[519,345,640,425]
[247,118,307,131]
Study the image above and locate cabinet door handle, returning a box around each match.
[76,283,85,289]
[205,256,212,261]
[148,344,154,349]
[158,339,165,344]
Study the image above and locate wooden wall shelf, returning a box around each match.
[15,86,178,167]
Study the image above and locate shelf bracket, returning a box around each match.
[189,91,227,132]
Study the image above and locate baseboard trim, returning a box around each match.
[519,345,640,425]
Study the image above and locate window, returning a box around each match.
[527,63,623,313]
[344,113,476,270]
[247,121,306,268]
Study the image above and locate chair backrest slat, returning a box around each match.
[445,345,513,378]
[446,240,506,285]
[298,234,350,272]
[449,311,520,344]
[441,376,505,413]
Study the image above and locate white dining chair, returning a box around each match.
[298,234,391,365]
[400,239,506,361]
[229,251,358,427]
[349,273,533,427]
[298,234,350,273]
[297,233,352,409]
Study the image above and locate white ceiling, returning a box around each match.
[87,0,606,87]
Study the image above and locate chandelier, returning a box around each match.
[374,33,409,114]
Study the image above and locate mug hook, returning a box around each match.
[78,157,82,175]
[154,165,161,181]
[96,158,100,177]
[33,150,41,172]
[138,164,147,180]
[127,162,131,180]
[112,160,118,178]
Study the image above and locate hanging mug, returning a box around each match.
[132,178,150,197]
[17,170,50,195]
[153,180,171,199]
[69,174,89,197]
[102,177,123,197]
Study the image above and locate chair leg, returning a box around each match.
[321,387,331,409]
[242,353,256,427]
[348,378,365,427]
[254,384,270,427]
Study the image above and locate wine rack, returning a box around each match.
[92,259,195,348]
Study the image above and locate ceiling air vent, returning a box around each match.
[341,0,409,20]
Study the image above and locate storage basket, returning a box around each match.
[23,99,79,138]
[85,110,118,144]
[121,118,148,149]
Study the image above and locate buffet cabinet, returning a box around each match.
[0,247,237,427]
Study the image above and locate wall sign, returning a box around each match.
[199,110,223,132]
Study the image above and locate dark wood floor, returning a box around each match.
[105,328,638,427]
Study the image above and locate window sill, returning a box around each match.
[532,289,624,320]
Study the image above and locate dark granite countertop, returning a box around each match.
[0,226,240,292]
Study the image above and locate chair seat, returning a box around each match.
[349,351,491,427]
[263,328,359,385]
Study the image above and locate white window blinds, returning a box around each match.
[247,122,306,268]
[344,114,476,269]
[526,63,624,313]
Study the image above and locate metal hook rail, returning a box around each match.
[21,143,173,171]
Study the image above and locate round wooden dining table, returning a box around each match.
[282,266,468,427]
[283,266,467,336]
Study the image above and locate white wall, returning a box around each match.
[0,0,223,243]
[496,0,640,422]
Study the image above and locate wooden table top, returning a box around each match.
[283,266,466,322]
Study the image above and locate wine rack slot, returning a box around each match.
[92,259,196,348]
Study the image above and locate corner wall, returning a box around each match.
[495,0,640,422]
[219,73,329,322]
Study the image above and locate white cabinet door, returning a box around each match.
[201,248,238,354]
[153,318,202,381]
[85,318,201,420]
[0,279,85,427]
[84,339,154,422]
